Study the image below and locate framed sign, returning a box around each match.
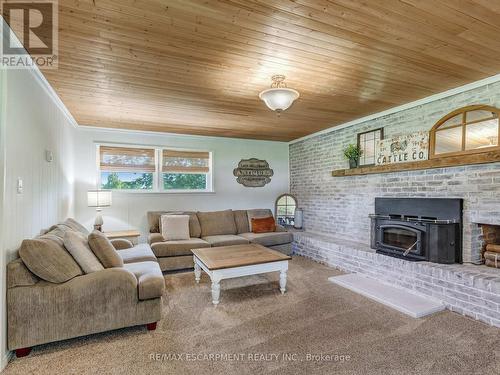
[376,131,429,165]
[233,158,274,187]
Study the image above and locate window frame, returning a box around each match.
[159,148,213,193]
[430,105,500,159]
[96,143,214,194]
[357,128,384,167]
[275,193,298,228]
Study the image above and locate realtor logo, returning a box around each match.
[1,0,58,69]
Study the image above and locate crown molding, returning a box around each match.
[27,67,78,129]
[289,73,500,144]
[1,17,78,129]
[78,124,287,143]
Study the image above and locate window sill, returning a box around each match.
[110,190,216,195]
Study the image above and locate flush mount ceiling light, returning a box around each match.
[259,75,299,113]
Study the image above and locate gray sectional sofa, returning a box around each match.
[148,209,293,271]
[7,219,164,357]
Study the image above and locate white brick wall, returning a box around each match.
[289,81,500,263]
[293,232,500,327]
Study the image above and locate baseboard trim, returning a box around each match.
[1,350,13,371]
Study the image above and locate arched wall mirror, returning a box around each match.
[275,194,297,227]
[430,105,500,158]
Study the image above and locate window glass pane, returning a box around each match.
[100,146,155,172]
[286,205,296,215]
[364,141,375,158]
[466,110,497,123]
[435,127,463,154]
[163,173,207,190]
[162,150,210,173]
[364,132,374,141]
[101,172,153,190]
[439,114,463,129]
[359,129,381,166]
[277,196,287,206]
[465,119,499,150]
[277,206,287,216]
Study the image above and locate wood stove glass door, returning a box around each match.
[379,225,423,255]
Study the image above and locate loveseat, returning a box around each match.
[7,218,164,357]
[147,209,293,271]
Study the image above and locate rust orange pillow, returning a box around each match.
[251,216,276,233]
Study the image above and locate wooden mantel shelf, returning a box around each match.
[332,150,500,177]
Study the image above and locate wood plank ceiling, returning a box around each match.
[37,1,500,140]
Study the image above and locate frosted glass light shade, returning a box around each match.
[259,88,299,112]
[87,190,112,208]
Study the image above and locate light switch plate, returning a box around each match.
[45,150,53,162]
[17,178,23,194]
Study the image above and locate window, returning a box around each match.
[358,128,383,166]
[430,105,500,158]
[275,194,297,227]
[99,146,155,190]
[161,149,211,191]
[98,145,213,192]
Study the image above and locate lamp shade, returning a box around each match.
[87,190,112,208]
[259,88,300,112]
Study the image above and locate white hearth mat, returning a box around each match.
[329,273,445,318]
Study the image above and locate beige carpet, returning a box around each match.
[3,256,500,375]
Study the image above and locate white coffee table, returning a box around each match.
[192,243,291,305]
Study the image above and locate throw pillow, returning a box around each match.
[88,230,124,268]
[19,238,83,283]
[196,210,237,237]
[63,231,104,274]
[161,215,190,240]
[251,216,276,233]
[247,209,273,232]
[62,218,90,236]
[148,211,201,237]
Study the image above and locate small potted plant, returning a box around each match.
[343,144,363,169]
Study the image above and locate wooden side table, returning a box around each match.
[105,230,141,245]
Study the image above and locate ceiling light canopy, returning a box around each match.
[259,75,299,113]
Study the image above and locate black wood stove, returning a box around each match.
[370,198,463,264]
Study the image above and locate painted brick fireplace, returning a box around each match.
[288,80,500,327]
[290,160,500,264]
[289,81,500,265]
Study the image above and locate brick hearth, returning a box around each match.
[293,232,500,327]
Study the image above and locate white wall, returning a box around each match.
[74,128,289,240]
[0,61,7,371]
[0,67,76,369]
[0,88,288,370]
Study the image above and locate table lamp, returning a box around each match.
[87,190,112,231]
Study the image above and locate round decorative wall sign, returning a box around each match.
[233,158,274,187]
